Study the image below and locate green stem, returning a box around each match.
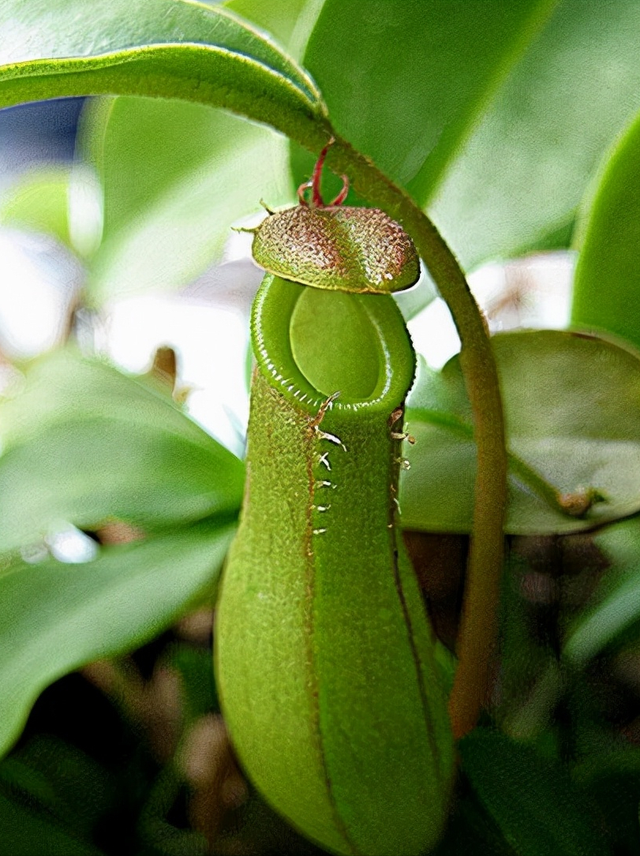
[297,133,509,741]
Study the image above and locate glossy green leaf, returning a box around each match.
[402,331,640,535]
[0,0,327,140]
[296,0,556,200]
[81,97,292,304]
[564,517,640,664]
[461,728,608,856]
[0,166,71,246]
[571,110,640,353]
[431,0,640,268]
[224,0,326,59]
[0,524,233,759]
[0,349,244,553]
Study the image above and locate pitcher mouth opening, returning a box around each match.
[251,275,415,415]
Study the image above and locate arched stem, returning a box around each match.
[313,134,508,740]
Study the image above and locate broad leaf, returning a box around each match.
[80,97,291,305]
[0,349,244,553]
[401,331,640,535]
[0,0,327,141]
[0,524,233,758]
[564,517,640,664]
[461,729,608,856]
[431,0,640,268]
[571,109,640,354]
[294,0,556,199]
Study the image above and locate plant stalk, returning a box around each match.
[309,133,509,740]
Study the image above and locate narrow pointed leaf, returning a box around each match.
[431,0,640,268]
[571,110,640,353]
[292,0,556,198]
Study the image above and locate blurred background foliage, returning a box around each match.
[2,0,640,853]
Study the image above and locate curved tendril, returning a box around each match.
[297,180,312,206]
[296,137,349,209]
[311,137,332,206]
[328,175,349,206]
